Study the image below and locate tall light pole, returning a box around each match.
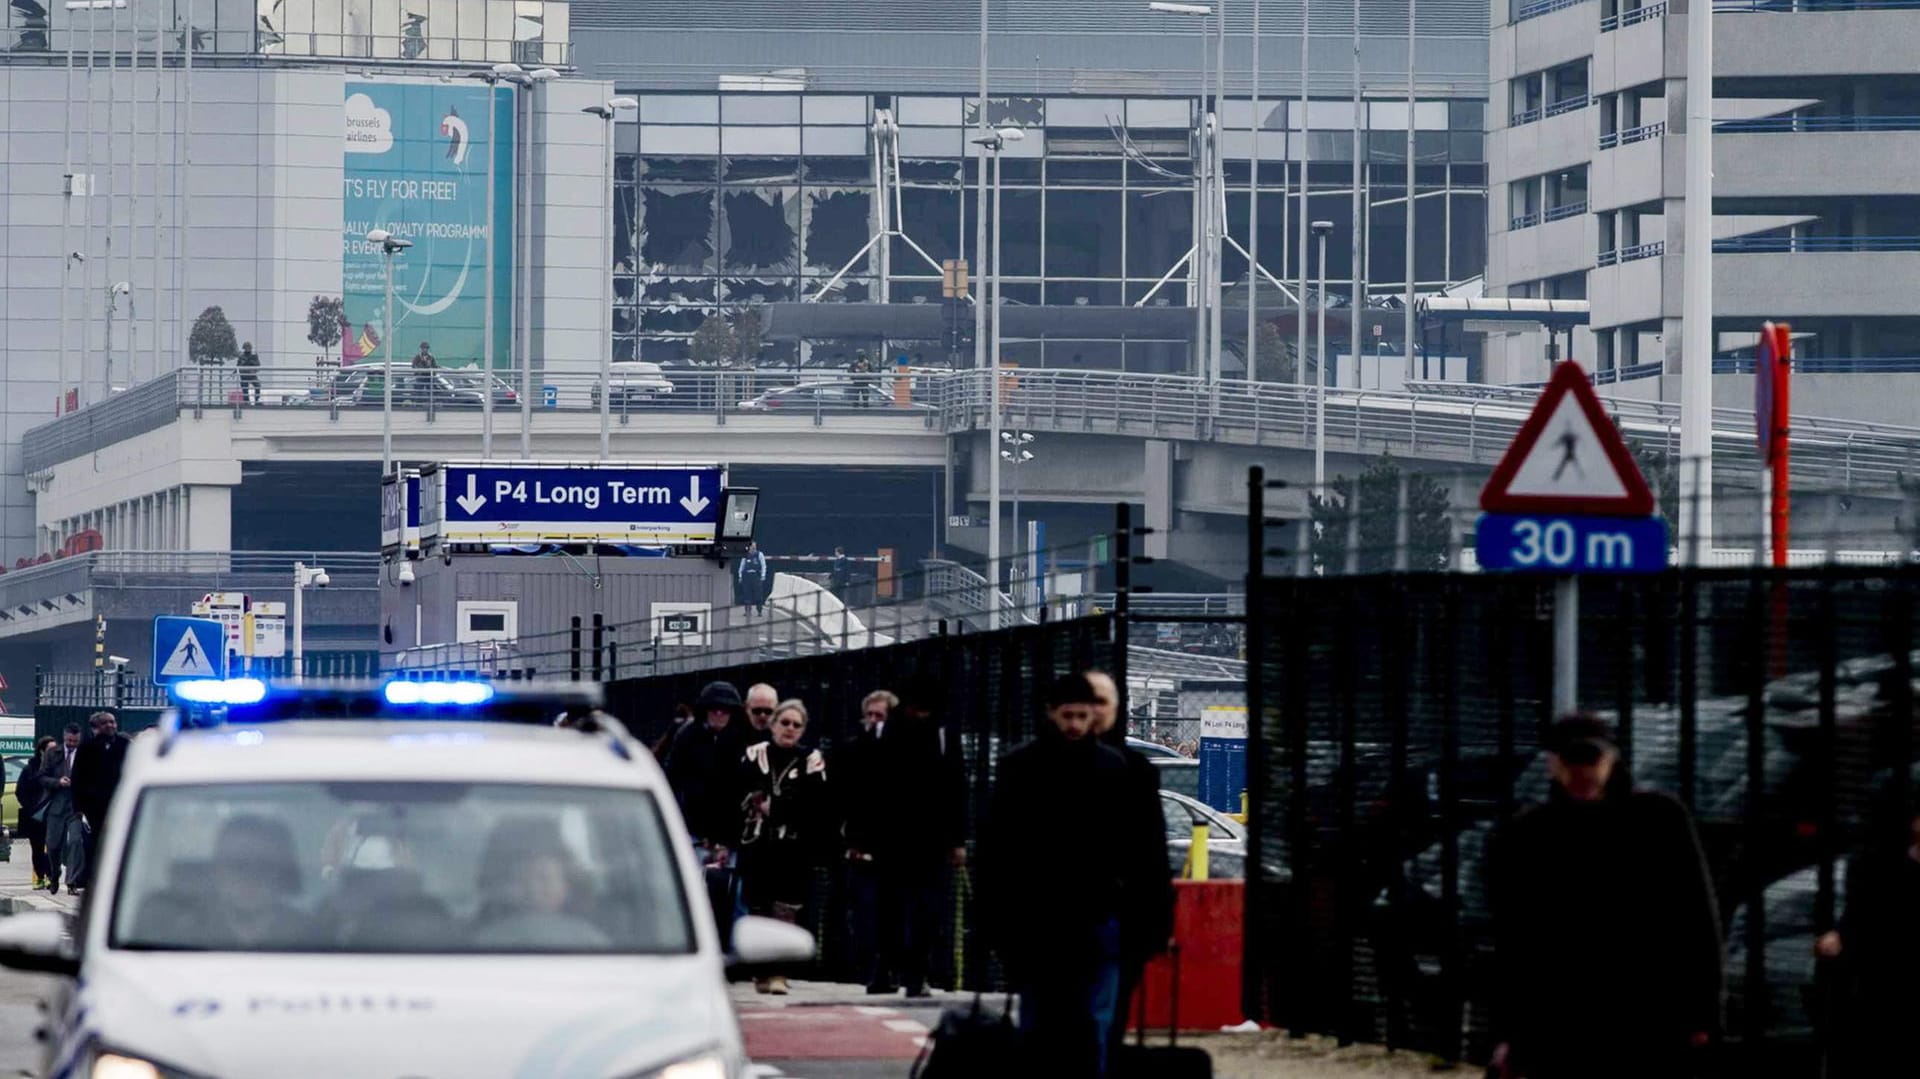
[149,6,161,386]
[504,65,558,458]
[1297,0,1312,390]
[1000,429,1036,553]
[467,67,509,459]
[59,2,82,411]
[291,561,330,683]
[1681,0,1715,557]
[104,281,129,392]
[1150,3,1216,381]
[1404,0,1417,385]
[1249,0,1261,382]
[368,228,413,476]
[1313,220,1333,489]
[1350,0,1364,396]
[583,98,638,462]
[80,2,96,406]
[973,125,1025,585]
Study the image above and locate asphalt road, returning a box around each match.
[0,969,51,1076]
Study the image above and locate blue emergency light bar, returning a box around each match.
[163,677,603,729]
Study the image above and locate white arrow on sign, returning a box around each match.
[456,473,488,514]
[679,474,711,516]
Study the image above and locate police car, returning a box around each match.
[0,678,813,1079]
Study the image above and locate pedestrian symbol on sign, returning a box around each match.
[161,628,214,678]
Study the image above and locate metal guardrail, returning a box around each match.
[1599,120,1665,150]
[21,373,183,473]
[0,550,378,616]
[1510,107,1543,127]
[1715,114,1920,132]
[1716,356,1920,373]
[1716,0,1920,10]
[1085,592,1246,618]
[921,558,1038,631]
[1543,200,1589,223]
[1594,361,1665,384]
[1600,0,1668,29]
[1545,94,1592,117]
[1517,0,1588,20]
[1596,240,1666,267]
[1714,234,1920,253]
[31,365,1920,499]
[1510,211,1542,231]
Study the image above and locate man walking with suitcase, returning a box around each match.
[979,673,1169,1077]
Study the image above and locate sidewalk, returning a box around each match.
[0,839,79,916]
[730,981,1478,1079]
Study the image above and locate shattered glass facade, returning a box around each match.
[614,93,1488,372]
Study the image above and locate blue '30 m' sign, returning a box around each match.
[1475,513,1668,574]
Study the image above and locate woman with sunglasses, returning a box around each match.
[736,699,828,993]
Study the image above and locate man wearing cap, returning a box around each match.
[1488,715,1723,1079]
[980,673,1170,1077]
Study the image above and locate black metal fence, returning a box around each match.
[605,613,1120,989]
[1246,568,1920,1075]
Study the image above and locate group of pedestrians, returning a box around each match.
[657,668,1172,1078]
[661,676,966,998]
[15,711,133,895]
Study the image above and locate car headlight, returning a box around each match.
[645,1051,729,1079]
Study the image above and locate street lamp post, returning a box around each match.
[291,561,330,683]
[1149,3,1216,382]
[497,64,559,459]
[367,228,413,476]
[1297,0,1312,390]
[973,125,1025,587]
[1312,219,1333,490]
[466,66,510,460]
[583,98,638,462]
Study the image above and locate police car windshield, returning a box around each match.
[110,782,693,956]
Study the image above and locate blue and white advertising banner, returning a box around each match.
[1197,705,1248,814]
[343,79,514,370]
[433,462,726,545]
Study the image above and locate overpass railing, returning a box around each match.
[0,550,379,614]
[28,365,1920,490]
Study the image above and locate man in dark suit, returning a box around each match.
[75,710,133,841]
[39,724,87,895]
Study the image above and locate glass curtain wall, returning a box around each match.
[616,91,1489,374]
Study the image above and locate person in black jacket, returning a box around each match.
[1086,669,1175,1050]
[14,737,55,889]
[979,673,1170,1078]
[736,699,829,995]
[665,681,752,860]
[838,688,898,991]
[1815,780,1920,1078]
[846,675,966,998]
[1487,715,1723,1079]
[75,711,132,832]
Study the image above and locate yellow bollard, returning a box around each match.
[1190,823,1210,882]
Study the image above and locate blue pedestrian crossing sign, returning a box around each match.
[153,616,228,685]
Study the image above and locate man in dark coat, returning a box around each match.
[846,675,966,997]
[838,688,899,991]
[39,724,88,895]
[665,681,752,859]
[1086,669,1175,1050]
[1488,715,1723,1079]
[75,710,132,833]
[979,673,1170,1078]
[1816,777,1920,1077]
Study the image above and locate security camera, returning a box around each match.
[108,655,130,666]
[366,228,392,244]
[313,570,332,588]
[397,563,416,586]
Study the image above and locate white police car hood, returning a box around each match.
[75,953,737,1078]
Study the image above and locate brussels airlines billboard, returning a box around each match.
[342,80,514,370]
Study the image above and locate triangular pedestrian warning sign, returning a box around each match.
[159,625,217,679]
[1480,361,1654,515]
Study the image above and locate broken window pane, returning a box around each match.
[638,157,719,183]
[721,187,801,273]
[639,187,717,273]
[721,279,797,304]
[613,307,638,334]
[640,307,712,334]
[806,277,872,303]
[899,159,962,185]
[635,277,717,306]
[614,337,639,361]
[895,187,962,271]
[613,187,635,270]
[724,157,802,184]
[803,187,873,276]
[964,96,1045,128]
[804,157,872,185]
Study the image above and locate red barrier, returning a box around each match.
[1130,879,1246,1032]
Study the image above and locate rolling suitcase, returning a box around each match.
[1111,943,1213,1079]
[911,994,1022,1078]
